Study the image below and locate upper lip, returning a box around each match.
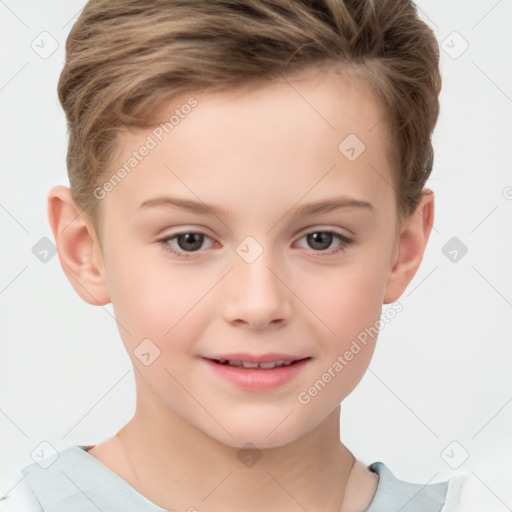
[204,353,310,363]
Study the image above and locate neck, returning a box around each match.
[116,372,356,512]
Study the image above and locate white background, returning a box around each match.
[1,0,511,507]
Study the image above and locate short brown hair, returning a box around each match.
[58,0,441,235]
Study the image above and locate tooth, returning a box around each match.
[283,360,293,366]
[242,361,259,369]
[229,360,243,367]
[259,361,276,369]
[274,360,285,366]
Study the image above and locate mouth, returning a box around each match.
[202,354,312,390]
[202,352,312,370]
[206,357,310,369]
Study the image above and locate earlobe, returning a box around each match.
[383,190,435,304]
[47,185,111,306]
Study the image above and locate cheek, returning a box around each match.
[299,272,382,410]
[106,251,214,356]
[306,262,387,341]
[297,254,390,399]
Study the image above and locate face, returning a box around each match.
[92,68,401,449]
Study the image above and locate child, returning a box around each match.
[1,0,471,510]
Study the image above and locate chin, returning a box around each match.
[204,415,315,451]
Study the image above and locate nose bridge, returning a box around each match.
[222,234,292,327]
[234,234,283,295]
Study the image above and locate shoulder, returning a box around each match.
[3,444,167,512]
[0,479,43,512]
[365,462,504,512]
[0,444,96,512]
[367,461,450,511]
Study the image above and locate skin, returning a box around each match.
[48,66,434,512]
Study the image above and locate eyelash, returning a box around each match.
[157,230,352,259]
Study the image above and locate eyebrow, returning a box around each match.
[137,195,374,218]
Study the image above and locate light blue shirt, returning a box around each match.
[1,445,452,511]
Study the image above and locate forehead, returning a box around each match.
[102,67,394,224]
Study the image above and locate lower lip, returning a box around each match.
[202,358,310,391]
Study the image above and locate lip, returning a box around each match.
[204,352,308,364]
[201,354,311,391]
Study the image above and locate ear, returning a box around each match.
[47,185,111,306]
[383,189,435,304]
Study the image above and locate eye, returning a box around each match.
[295,230,352,256]
[158,231,215,258]
[157,229,352,259]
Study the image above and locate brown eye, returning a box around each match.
[296,230,352,256]
[175,233,205,251]
[306,232,334,251]
[158,231,214,257]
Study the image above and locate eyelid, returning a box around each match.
[294,224,352,240]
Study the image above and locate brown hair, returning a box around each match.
[58,0,441,236]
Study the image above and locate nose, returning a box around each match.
[222,247,293,330]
